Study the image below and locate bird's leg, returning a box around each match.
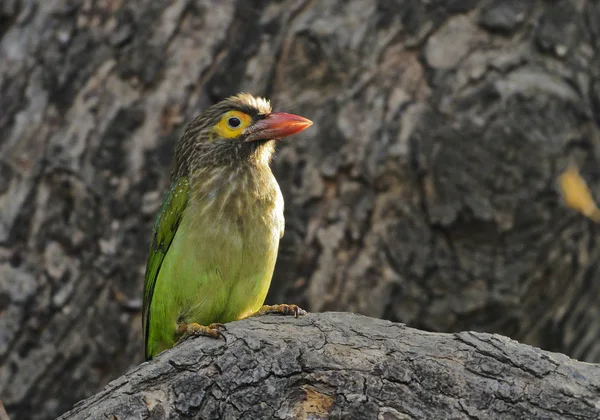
[176,322,226,342]
[249,304,307,318]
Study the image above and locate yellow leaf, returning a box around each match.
[558,166,600,222]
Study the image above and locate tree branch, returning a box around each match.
[59,313,600,420]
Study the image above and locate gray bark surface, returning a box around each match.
[58,312,600,420]
[1,0,600,419]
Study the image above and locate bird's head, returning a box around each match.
[173,93,312,176]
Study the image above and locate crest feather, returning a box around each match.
[228,93,272,115]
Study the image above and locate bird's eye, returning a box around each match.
[227,117,241,129]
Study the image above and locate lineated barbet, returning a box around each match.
[142,93,312,359]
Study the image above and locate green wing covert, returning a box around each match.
[142,177,189,354]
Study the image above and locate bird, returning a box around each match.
[142,93,312,360]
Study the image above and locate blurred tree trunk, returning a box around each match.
[1,0,599,419]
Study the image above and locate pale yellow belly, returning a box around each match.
[147,186,282,356]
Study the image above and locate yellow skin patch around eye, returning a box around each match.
[213,111,253,139]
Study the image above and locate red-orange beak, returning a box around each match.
[244,112,313,142]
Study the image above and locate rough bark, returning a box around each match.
[1,0,600,419]
[58,312,600,420]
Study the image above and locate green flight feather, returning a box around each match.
[142,176,189,358]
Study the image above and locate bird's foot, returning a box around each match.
[176,322,226,342]
[250,304,307,318]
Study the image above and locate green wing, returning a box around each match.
[142,177,189,357]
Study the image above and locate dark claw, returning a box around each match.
[290,305,306,317]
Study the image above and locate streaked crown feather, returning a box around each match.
[226,93,272,116]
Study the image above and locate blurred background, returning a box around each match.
[1,0,600,418]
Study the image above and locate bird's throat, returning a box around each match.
[243,139,276,167]
[188,160,279,218]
